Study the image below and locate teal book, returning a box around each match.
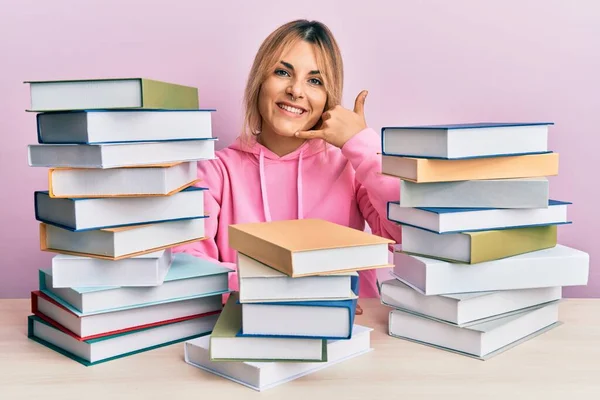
[40,253,232,315]
[27,312,217,366]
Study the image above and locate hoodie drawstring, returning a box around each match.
[258,147,304,222]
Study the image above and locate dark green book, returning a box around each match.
[210,292,327,362]
[25,77,199,111]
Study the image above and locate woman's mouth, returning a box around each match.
[277,102,306,117]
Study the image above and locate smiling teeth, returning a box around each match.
[278,104,304,114]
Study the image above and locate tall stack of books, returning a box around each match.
[378,122,590,360]
[183,218,393,391]
[24,77,233,366]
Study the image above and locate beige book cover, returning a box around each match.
[382,152,559,183]
[228,219,394,277]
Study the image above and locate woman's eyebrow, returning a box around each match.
[280,60,320,75]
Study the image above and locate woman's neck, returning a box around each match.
[257,128,307,157]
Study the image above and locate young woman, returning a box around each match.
[174,19,403,314]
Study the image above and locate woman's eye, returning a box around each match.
[309,78,323,86]
[275,69,290,77]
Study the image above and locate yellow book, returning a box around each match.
[382,153,559,183]
[401,224,558,264]
[228,219,394,277]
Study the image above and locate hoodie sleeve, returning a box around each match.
[171,158,239,292]
[341,127,403,245]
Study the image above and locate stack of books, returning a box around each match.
[183,218,393,391]
[24,77,233,366]
[378,122,590,360]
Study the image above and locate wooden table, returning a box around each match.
[1,298,599,399]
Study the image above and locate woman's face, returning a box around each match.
[258,40,327,138]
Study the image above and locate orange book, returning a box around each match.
[228,219,394,277]
[382,153,559,183]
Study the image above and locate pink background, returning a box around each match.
[1,0,598,298]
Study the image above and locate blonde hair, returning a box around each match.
[241,20,344,146]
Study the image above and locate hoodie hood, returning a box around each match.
[229,136,329,222]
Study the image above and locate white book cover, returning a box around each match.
[380,278,562,326]
[392,244,589,295]
[399,177,549,208]
[382,122,551,159]
[51,249,173,288]
[37,110,213,144]
[28,138,216,169]
[184,324,373,391]
[389,301,561,360]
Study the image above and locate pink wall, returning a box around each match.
[1,0,598,298]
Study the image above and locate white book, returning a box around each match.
[28,139,216,169]
[41,218,205,260]
[237,253,357,303]
[37,110,213,144]
[382,122,550,159]
[392,244,589,295]
[25,78,198,111]
[40,252,232,314]
[184,325,373,391]
[51,250,173,288]
[34,291,222,338]
[48,161,197,198]
[29,313,218,366]
[389,301,560,360]
[35,187,205,231]
[399,178,549,208]
[380,278,562,326]
[387,199,570,234]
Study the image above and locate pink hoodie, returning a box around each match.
[172,127,402,297]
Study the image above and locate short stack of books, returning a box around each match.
[24,77,233,365]
[183,218,394,391]
[378,122,590,360]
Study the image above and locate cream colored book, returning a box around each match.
[228,219,394,277]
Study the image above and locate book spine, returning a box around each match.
[141,79,199,109]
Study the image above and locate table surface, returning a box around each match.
[1,298,599,399]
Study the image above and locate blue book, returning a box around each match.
[40,253,232,315]
[36,109,216,144]
[381,122,553,159]
[34,186,207,232]
[387,199,572,234]
[237,275,359,340]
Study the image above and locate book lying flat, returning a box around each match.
[381,122,551,159]
[28,312,218,366]
[382,152,559,183]
[229,219,393,277]
[36,109,213,144]
[237,253,357,303]
[48,161,198,198]
[380,278,562,327]
[184,324,373,391]
[387,199,571,234]
[51,249,173,288]
[40,217,206,260]
[26,77,199,111]
[400,224,558,264]
[389,301,561,360]
[32,290,222,340]
[239,276,358,340]
[392,244,589,295]
[28,138,216,169]
[209,292,326,362]
[35,186,206,231]
[39,252,232,314]
[398,177,550,208]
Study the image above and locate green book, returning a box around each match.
[402,224,558,264]
[25,77,199,111]
[209,292,327,362]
